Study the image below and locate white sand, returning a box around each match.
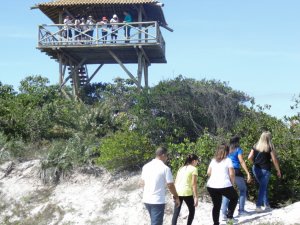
[0,160,299,225]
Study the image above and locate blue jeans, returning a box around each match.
[252,165,271,207]
[221,176,247,214]
[144,203,165,225]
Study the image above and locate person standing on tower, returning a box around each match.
[110,14,119,43]
[63,15,73,41]
[123,11,132,43]
[74,15,81,42]
[99,16,109,43]
[86,15,96,43]
[80,17,88,43]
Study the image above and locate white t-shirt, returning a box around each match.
[110,18,119,30]
[86,19,95,30]
[206,158,233,188]
[63,18,73,30]
[142,158,174,204]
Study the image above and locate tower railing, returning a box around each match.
[38,21,165,48]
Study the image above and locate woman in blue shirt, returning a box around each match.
[123,11,132,43]
[221,136,252,219]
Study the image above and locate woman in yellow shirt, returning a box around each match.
[172,154,199,225]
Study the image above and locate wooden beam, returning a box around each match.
[139,46,151,65]
[144,59,149,88]
[60,75,72,89]
[137,51,142,89]
[87,64,104,84]
[58,49,79,65]
[60,88,71,100]
[63,9,74,19]
[59,11,63,24]
[108,50,139,86]
[63,65,66,79]
[78,58,87,67]
[141,6,148,20]
[59,54,63,85]
[138,5,142,42]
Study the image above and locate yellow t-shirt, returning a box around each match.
[175,165,198,196]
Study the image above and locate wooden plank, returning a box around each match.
[108,50,139,86]
[87,64,103,84]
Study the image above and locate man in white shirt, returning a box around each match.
[86,15,95,42]
[141,147,180,225]
[63,15,73,40]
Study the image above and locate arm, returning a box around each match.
[167,183,180,207]
[192,174,198,207]
[139,179,144,188]
[207,166,212,177]
[229,167,235,185]
[248,149,255,163]
[238,154,252,183]
[270,150,281,178]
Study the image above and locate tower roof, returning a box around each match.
[33,0,167,26]
[37,0,160,5]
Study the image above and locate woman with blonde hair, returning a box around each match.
[248,131,281,212]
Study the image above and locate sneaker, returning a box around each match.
[255,207,263,213]
[220,213,227,221]
[238,210,250,216]
[264,206,272,211]
[226,218,238,225]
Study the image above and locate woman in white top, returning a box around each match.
[110,14,119,43]
[207,144,238,225]
[80,17,88,42]
[74,15,81,42]
[63,15,73,40]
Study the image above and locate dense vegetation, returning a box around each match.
[0,75,299,207]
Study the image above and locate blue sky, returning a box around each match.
[0,0,299,119]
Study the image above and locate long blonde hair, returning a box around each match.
[255,131,274,152]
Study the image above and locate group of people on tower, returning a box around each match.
[62,11,132,43]
[141,131,281,225]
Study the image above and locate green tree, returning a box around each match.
[96,130,154,171]
[131,76,250,144]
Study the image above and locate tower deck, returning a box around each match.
[37,21,166,65]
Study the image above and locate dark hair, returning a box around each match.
[156,146,168,156]
[184,154,199,165]
[229,136,240,149]
[214,144,229,162]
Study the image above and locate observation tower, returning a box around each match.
[31,0,172,97]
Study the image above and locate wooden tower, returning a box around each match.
[31,0,172,98]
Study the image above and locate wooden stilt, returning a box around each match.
[87,64,103,84]
[144,60,149,88]
[108,50,139,86]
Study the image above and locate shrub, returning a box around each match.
[96,130,154,171]
[41,135,94,177]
